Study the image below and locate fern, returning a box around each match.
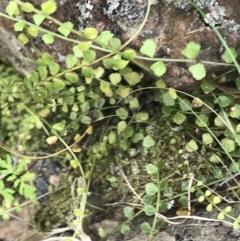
[0,155,36,208]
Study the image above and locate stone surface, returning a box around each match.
[0,25,35,75]
[104,203,240,241]
[106,232,175,241]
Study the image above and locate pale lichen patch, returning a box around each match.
[103,0,147,24]
[163,0,209,9]
[164,0,240,38]
[76,0,94,31]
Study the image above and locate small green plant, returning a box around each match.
[1,0,240,240]
[0,155,36,219]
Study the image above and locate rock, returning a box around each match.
[106,232,175,241]
[33,159,62,205]
[0,25,35,75]
[0,202,41,241]
[0,0,240,88]
[104,203,240,241]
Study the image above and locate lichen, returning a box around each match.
[164,0,240,38]
[203,0,226,26]
[221,19,240,38]
[162,0,209,9]
[103,0,147,24]
[164,0,209,9]
[76,0,94,31]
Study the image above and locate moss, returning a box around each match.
[34,186,71,231]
